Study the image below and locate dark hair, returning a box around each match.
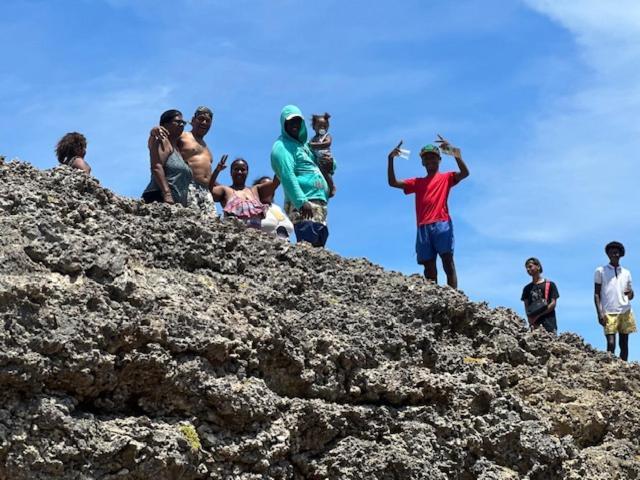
[160,109,182,126]
[193,106,213,118]
[525,257,543,273]
[253,176,271,186]
[55,132,87,162]
[605,241,625,257]
[231,158,248,170]
[311,112,331,128]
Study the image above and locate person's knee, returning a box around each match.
[421,260,437,279]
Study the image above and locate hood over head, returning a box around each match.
[279,105,307,143]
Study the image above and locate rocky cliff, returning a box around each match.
[1,160,639,480]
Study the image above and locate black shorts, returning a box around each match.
[142,190,164,204]
[535,316,557,334]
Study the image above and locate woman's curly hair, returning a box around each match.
[55,132,87,163]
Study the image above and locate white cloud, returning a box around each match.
[524,1,640,42]
[462,1,640,243]
[524,0,640,75]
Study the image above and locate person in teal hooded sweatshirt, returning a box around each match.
[271,105,336,247]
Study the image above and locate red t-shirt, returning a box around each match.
[403,172,458,226]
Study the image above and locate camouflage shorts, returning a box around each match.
[285,200,327,225]
[188,182,218,217]
[285,200,329,247]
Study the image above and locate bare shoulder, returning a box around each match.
[178,131,192,146]
[161,137,173,152]
[214,184,233,195]
[251,184,263,197]
[181,131,195,141]
[71,157,91,174]
[150,137,173,161]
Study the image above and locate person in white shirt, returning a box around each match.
[594,241,635,360]
[253,176,294,241]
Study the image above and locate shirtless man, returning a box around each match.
[150,106,218,216]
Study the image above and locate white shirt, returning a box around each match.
[260,203,294,240]
[594,264,633,314]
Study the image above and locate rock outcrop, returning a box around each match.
[1,161,639,479]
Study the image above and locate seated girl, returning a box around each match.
[55,132,92,174]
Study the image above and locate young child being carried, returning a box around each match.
[309,112,336,197]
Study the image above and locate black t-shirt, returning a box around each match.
[521,280,559,323]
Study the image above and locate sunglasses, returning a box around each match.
[171,120,188,127]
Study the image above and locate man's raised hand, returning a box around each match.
[150,126,170,141]
[436,134,461,157]
[149,126,170,152]
[388,140,403,160]
[435,134,450,147]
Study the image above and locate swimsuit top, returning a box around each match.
[143,149,193,206]
[223,188,268,219]
[60,156,82,166]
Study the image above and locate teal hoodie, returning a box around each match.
[270,105,336,209]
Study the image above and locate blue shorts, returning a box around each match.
[294,221,329,247]
[416,220,454,262]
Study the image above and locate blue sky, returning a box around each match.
[2,0,640,359]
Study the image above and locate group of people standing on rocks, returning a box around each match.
[385,136,635,361]
[55,105,635,361]
[139,105,336,247]
[517,244,636,361]
[56,104,336,247]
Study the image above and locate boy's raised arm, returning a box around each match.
[453,151,470,183]
[436,135,469,183]
[387,141,407,189]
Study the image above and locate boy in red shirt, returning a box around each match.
[387,136,470,288]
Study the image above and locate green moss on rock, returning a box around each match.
[178,423,201,452]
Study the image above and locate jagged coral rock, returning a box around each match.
[1,161,640,479]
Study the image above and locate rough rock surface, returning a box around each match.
[1,161,639,480]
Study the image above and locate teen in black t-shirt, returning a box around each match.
[521,257,559,333]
